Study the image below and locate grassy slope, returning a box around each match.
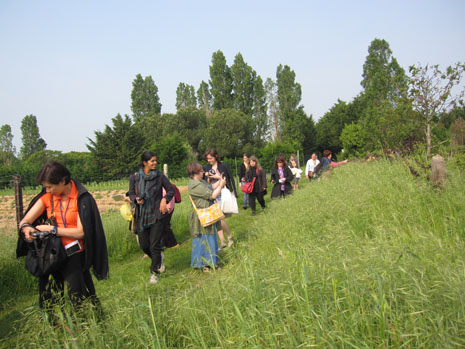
[1,160,464,348]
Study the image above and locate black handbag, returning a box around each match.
[24,195,67,277]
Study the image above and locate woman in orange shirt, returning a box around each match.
[18,161,108,323]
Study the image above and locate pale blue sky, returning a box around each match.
[1,0,464,152]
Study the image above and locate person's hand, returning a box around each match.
[279,178,285,183]
[21,225,37,242]
[219,177,227,188]
[306,175,309,179]
[136,197,144,205]
[159,198,168,214]
[271,180,275,184]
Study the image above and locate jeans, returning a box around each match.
[241,181,248,208]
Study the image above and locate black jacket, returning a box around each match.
[128,170,175,220]
[203,162,238,197]
[16,179,109,281]
[246,167,267,193]
[270,167,294,198]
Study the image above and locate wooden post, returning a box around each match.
[13,175,24,227]
[431,154,446,187]
[163,164,168,178]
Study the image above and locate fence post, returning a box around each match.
[13,175,24,227]
[431,154,446,187]
[163,164,168,178]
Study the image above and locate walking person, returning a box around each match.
[239,153,250,210]
[17,161,108,325]
[305,152,320,181]
[203,148,236,250]
[187,162,226,271]
[246,156,267,216]
[128,151,175,284]
[270,155,294,199]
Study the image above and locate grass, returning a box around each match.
[1,159,464,347]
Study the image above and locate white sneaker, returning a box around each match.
[149,273,159,284]
[159,253,165,273]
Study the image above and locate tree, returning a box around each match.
[131,74,162,121]
[409,62,465,157]
[209,50,233,110]
[87,114,145,178]
[340,123,368,157]
[0,124,16,166]
[252,75,268,146]
[152,133,189,179]
[20,114,47,159]
[197,80,212,118]
[265,78,280,141]
[231,53,255,115]
[359,38,411,152]
[175,107,207,157]
[201,109,254,158]
[176,82,197,110]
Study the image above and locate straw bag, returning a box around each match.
[189,195,225,227]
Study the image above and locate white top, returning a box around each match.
[305,159,320,177]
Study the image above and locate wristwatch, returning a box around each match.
[50,226,57,236]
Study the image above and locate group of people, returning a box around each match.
[16,148,347,326]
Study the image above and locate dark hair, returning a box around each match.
[274,155,287,169]
[204,148,220,162]
[322,150,332,158]
[186,162,204,178]
[35,161,71,185]
[140,151,156,168]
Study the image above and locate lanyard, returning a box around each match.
[59,197,71,228]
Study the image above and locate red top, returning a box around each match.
[39,180,85,252]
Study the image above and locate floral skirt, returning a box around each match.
[191,231,219,269]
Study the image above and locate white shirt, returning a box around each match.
[305,159,320,176]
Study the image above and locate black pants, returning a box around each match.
[249,191,265,212]
[39,252,99,321]
[138,218,166,274]
[161,211,178,248]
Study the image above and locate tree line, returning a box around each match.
[1,38,464,187]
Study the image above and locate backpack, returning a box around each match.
[172,184,182,203]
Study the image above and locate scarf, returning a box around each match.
[137,168,158,231]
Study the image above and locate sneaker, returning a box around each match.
[251,211,256,216]
[243,206,248,210]
[218,242,227,251]
[159,253,165,273]
[227,238,234,248]
[149,273,159,284]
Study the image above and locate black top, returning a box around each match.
[204,161,238,197]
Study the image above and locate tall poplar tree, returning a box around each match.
[20,114,46,159]
[252,75,268,145]
[231,53,255,115]
[209,50,233,110]
[0,124,16,166]
[197,80,212,118]
[131,74,162,121]
[176,82,197,110]
[265,78,280,141]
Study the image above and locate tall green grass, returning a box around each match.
[1,159,464,347]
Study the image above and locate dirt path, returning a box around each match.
[0,186,188,235]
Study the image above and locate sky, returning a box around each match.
[1,0,464,153]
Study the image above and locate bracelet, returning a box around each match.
[19,222,32,231]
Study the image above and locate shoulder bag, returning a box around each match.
[189,195,225,227]
[25,195,67,277]
[241,177,256,194]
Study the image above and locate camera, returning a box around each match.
[208,169,216,175]
[31,230,50,239]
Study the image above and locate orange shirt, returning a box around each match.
[39,180,85,252]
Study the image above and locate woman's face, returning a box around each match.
[193,169,204,181]
[206,154,217,166]
[311,153,317,160]
[243,155,248,162]
[143,156,158,171]
[250,159,256,167]
[277,160,283,168]
[42,180,66,196]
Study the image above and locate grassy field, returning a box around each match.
[0,159,464,348]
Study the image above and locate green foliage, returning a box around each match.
[252,75,268,145]
[175,82,197,110]
[209,50,233,110]
[231,53,255,116]
[276,64,302,115]
[259,140,296,171]
[0,124,16,167]
[265,77,280,141]
[173,107,207,157]
[87,114,145,178]
[151,133,190,179]
[197,80,212,118]
[20,114,47,160]
[340,123,368,157]
[131,74,162,121]
[201,108,254,158]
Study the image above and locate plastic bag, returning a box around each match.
[120,202,133,222]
